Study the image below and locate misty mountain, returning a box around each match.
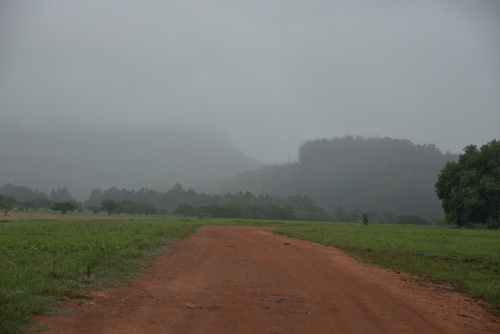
[0,118,263,199]
[201,136,458,220]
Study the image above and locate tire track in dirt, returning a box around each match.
[39,226,500,333]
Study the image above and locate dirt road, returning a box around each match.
[39,226,500,333]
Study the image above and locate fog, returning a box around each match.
[1,0,499,164]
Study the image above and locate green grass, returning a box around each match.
[0,216,202,334]
[1,215,499,333]
[274,222,500,312]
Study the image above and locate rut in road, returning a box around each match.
[39,226,500,334]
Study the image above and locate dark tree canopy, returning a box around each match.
[435,140,500,229]
[50,201,78,214]
[101,199,119,215]
[0,195,16,216]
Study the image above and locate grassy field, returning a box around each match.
[0,214,499,333]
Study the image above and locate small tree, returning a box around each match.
[51,201,78,214]
[0,195,17,216]
[101,199,118,215]
[362,212,369,225]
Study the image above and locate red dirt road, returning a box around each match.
[39,226,500,333]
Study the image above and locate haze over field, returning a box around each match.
[1,0,499,165]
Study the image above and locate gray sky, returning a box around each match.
[1,0,499,163]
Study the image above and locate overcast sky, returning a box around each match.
[1,0,499,163]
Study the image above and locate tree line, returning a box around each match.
[0,182,332,221]
[85,184,332,221]
[173,202,297,220]
[0,182,442,224]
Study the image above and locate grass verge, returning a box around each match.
[274,222,500,314]
[0,216,201,334]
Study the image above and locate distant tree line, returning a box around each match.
[332,205,443,226]
[0,184,76,211]
[173,202,297,220]
[0,181,448,225]
[204,136,458,220]
[0,182,332,221]
[85,184,332,221]
[0,180,441,225]
[0,181,446,224]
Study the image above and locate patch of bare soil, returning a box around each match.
[38,226,500,333]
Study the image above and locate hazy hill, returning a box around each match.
[0,119,263,199]
[201,136,458,220]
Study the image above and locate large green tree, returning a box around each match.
[435,140,500,229]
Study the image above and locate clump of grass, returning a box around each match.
[274,222,500,312]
